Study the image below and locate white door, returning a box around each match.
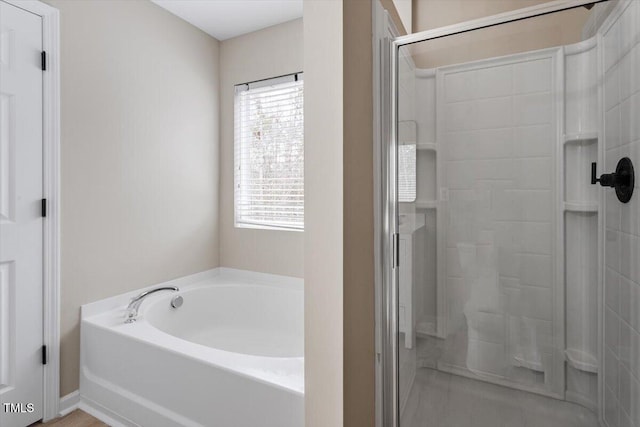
[0,2,44,426]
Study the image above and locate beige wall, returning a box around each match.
[411,0,591,68]
[304,0,344,426]
[304,0,379,425]
[381,0,409,34]
[44,0,220,396]
[343,0,375,425]
[219,19,304,279]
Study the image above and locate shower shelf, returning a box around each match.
[415,319,437,338]
[564,132,598,145]
[417,143,437,152]
[565,349,598,373]
[415,200,437,209]
[563,202,598,213]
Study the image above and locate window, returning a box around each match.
[234,73,304,230]
[398,120,416,203]
[398,144,416,202]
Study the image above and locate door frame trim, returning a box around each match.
[2,0,60,421]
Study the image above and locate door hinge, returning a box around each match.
[42,345,47,365]
[41,51,46,71]
[41,199,47,218]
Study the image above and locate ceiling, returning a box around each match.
[151,0,303,41]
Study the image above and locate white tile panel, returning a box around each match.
[475,97,514,130]
[476,65,513,99]
[515,125,553,158]
[606,267,621,312]
[445,70,478,103]
[605,64,621,112]
[518,158,552,189]
[513,92,552,126]
[521,191,552,222]
[606,346,620,393]
[619,0,638,54]
[605,383,620,427]
[603,18,621,72]
[513,58,552,94]
[606,105,622,148]
[618,363,632,417]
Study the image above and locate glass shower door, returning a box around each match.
[387,2,623,426]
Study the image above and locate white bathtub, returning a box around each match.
[79,268,304,427]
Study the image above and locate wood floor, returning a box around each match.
[32,410,107,427]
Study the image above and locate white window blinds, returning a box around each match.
[398,144,416,202]
[234,73,304,230]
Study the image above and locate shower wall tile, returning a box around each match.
[448,167,476,190]
[620,98,632,145]
[513,93,553,126]
[631,46,640,95]
[620,277,632,324]
[606,105,622,148]
[492,190,522,221]
[603,6,640,416]
[518,158,552,189]
[606,191,622,230]
[520,254,552,288]
[606,384,620,427]
[620,197,639,235]
[606,230,621,271]
[631,328,640,378]
[619,233,634,279]
[513,58,552,94]
[441,53,556,380]
[444,71,478,103]
[603,19,620,71]
[606,267,621,311]
[521,191,552,222]
[476,97,514,130]
[619,408,633,427]
[476,66,513,99]
[515,125,553,157]
[619,0,638,53]
[631,284,640,332]
[629,233,640,286]
[498,249,520,279]
[445,97,513,131]
[475,159,516,181]
[606,307,621,357]
[619,53,633,101]
[444,66,514,102]
[619,319,632,370]
[445,248,463,278]
[448,128,514,160]
[519,286,552,320]
[605,64,620,111]
[606,346,620,392]
[618,363,633,420]
[522,223,552,255]
[632,376,640,427]
[631,93,640,142]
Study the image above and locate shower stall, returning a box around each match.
[376,1,639,426]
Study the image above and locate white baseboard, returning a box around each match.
[58,390,134,427]
[79,396,134,427]
[58,391,80,417]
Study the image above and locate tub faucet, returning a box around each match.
[125,286,180,323]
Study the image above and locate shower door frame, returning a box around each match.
[379,1,608,426]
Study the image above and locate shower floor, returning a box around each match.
[401,368,599,427]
